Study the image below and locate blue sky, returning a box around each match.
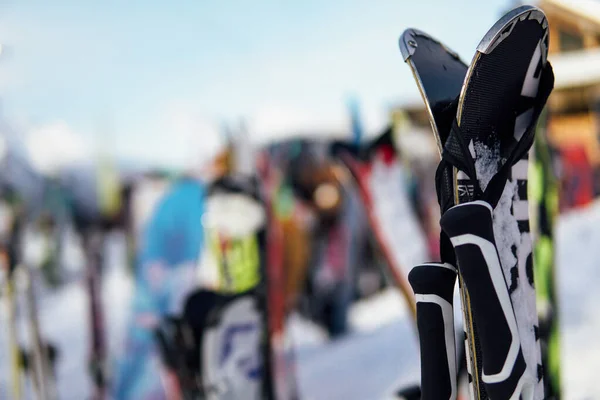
[0,0,511,169]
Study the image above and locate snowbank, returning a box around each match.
[557,201,600,398]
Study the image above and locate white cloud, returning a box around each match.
[116,99,388,171]
[156,101,224,169]
[26,121,90,175]
[249,101,389,145]
[250,103,346,144]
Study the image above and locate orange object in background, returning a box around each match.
[560,145,594,211]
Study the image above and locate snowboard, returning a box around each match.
[201,174,294,400]
[403,5,554,399]
[113,178,207,399]
[153,175,272,399]
[202,292,264,400]
[331,127,430,322]
[154,289,227,399]
[203,175,266,295]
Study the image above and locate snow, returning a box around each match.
[0,232,133,400]
[471,140,542,394]
[493,178,542,395]
[2,201,600,398]
[473,141,499,191]
[296,320,419,400]
[556,201,600,398]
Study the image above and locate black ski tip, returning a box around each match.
[477,5,547,55]
[330,124,396,162]
[207,174,262,201]
[399,28,422,61]
[329,139,360,160]
[400,28,462,63]
[365,124,395,156]
[395,384,421,400]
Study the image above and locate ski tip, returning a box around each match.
[399,28,462,62]
[393,384,421,400]
[399,28,421,61]
[476,5,547,55]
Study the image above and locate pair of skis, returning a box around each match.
[2,206,59,400]
[401,5,557,399]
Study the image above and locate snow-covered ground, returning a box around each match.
[1,201,600,399]
[291,289,420,400]
[0,233,133,400]
[557,203,600,399]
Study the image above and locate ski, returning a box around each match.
[400,28,469,152]
[9,202,57,400]
[399,27,478,396]
[441,201,532,398]
[445,6,552,399]
[258,150,300,400]
[530,109,561,398]
[451,7,552,398]
[22,258,56,400]
[82,228,108,400]
[393,385,422,400]
[65,168,112,400]
[2,244,23,399]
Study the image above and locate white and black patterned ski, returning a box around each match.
[442,5,554,399]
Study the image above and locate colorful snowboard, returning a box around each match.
[332,128,430,321]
